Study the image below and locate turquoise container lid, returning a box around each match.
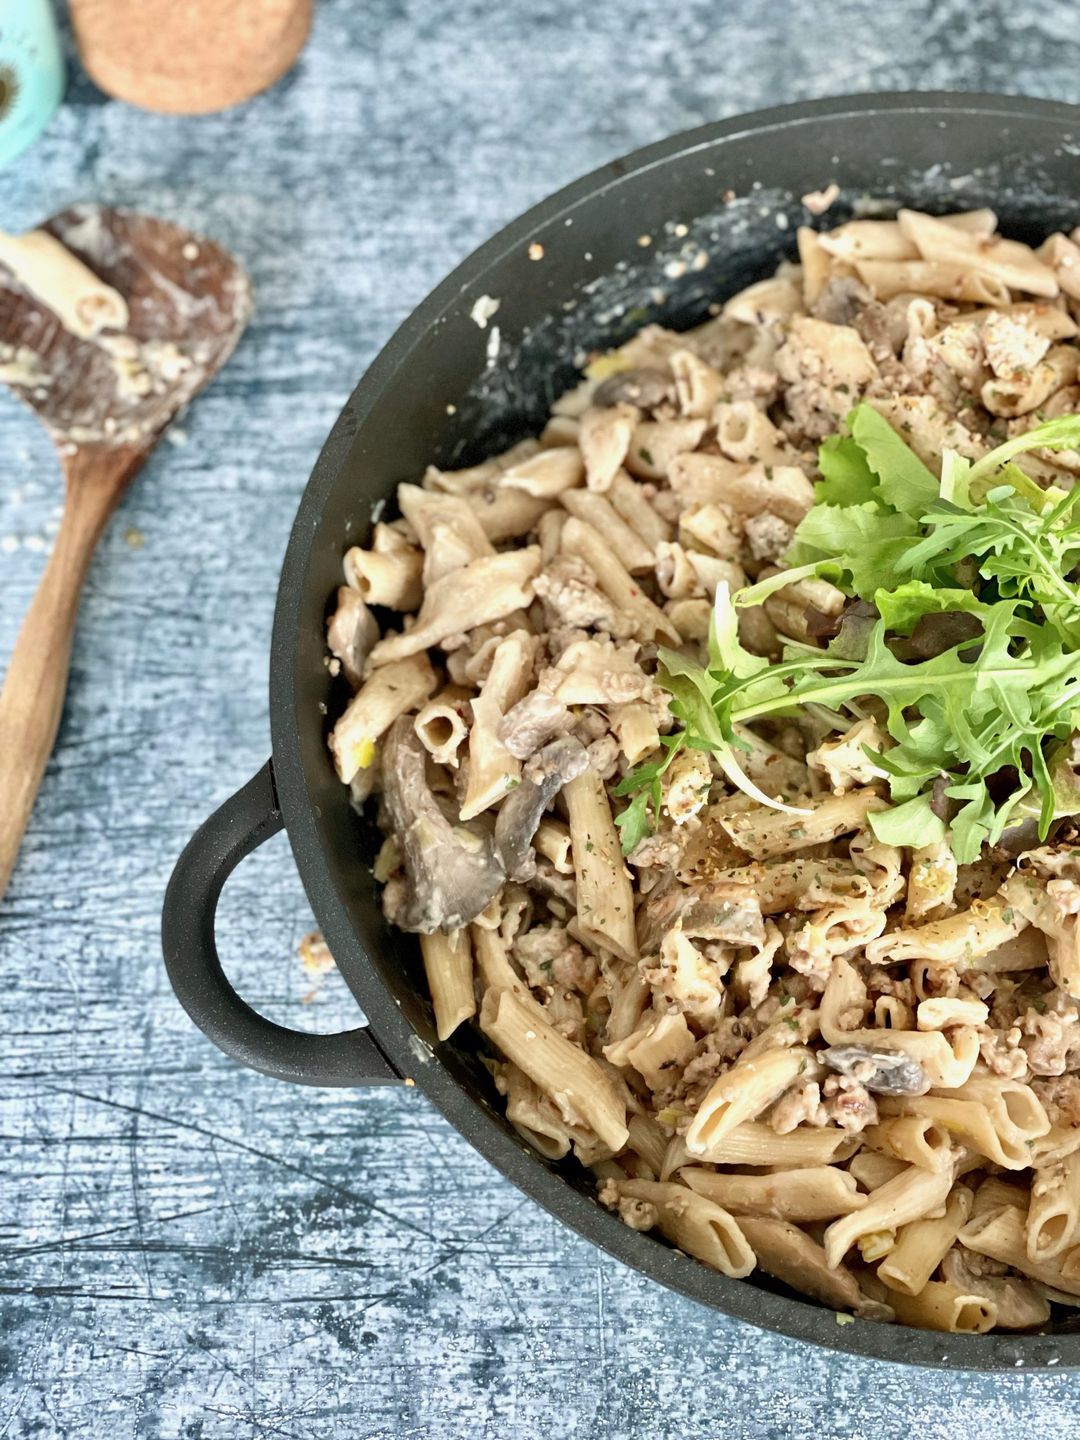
[0,0,65,169]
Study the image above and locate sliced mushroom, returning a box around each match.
[592,367,673,411]
[326,585,379,689]
[734,1216,890,1320]
[940,1249,1051,1330]
[993,817,1044,859]
[822,1044,930,1096]
[528,855,577,906]
[810,275,873,327]
[497,688,572,760]
[494,737,588,881]
[380,717,504,932]
[637,878,765,956]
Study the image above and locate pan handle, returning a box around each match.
[162,760,401,1086]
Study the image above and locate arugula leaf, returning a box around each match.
[709,581,771,677]
[612,737,684,799]
[787,503,919,597]
[873,580,991,635]
[967,414,1080,485]
[815,432,878,505]
[613,791,653,854]
[735,561,832,610]
[900,485,1080,645]
[971,460,1058,511]
[849,404,939,516]
[868,794,947,848]
[786,502,898,562]
[612,733,685,854]
[938,448,972,508]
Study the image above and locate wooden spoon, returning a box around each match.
[0,204,251,902]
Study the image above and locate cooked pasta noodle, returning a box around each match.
[419,928,475,1042]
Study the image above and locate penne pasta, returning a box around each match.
[855,259,1011,305]
[564,768,639,962]
[329,654,437,783]
[864,896,1027,966]
[499,446,585,498]
[885,1280,996,1334]
[368,548,542,666]
[533,816,573,874]
[559,487,655,573]
[459,630,535,820]
[1027,1152,1080,1261]
[413,686,470,767]
[847,1150,909,1191]
[423,439,539,493]
[470,925,547,1023]
[607,469,675,549]
[862,1115,955,1172]
[560,516,680,644]
[719,790,885,860]
[480,987,629,1153]
[470,486,551,542]
[898,207,1059,296]
[613,1179,756,1278]
[610,701,660,767]
[679,1164,867,1221]
[823,1164,954,1270]
[878,1091,1045,1171]
[686,1046,812,1154]
[916,998,989,1031]
[501,1063,572,1159]
[578,406,637,491]
[396,483,495,583]
[604,1010,696,1089]
[960,1205,1080,1297]
[817,210,996,263]
[878,1185,973,1296]
[344,535,424,610]
[685,1121,860,1169]
[970,1175,1029,1220]
[419,928,475,1041]
[796,225,832,306]
[735,1215,878,1316]
[626,1112,668,1179]
[940,1247,1051,1330]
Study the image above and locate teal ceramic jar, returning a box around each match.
[0,0,64,168]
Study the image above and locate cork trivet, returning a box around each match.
[70,0,312,115]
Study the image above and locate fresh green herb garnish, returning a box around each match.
[616,405,1080,861]
[613,734,685,852]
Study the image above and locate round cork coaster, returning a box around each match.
[71,0,313,115]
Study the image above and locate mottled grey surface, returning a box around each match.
[3,2,1080,1436]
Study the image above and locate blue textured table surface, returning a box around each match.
[4,3,1080,1436]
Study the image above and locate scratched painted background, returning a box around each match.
[3,2,1080,1436]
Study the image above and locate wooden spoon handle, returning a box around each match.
[0,449,142,901]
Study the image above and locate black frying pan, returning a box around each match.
[162,92,1080,1369]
